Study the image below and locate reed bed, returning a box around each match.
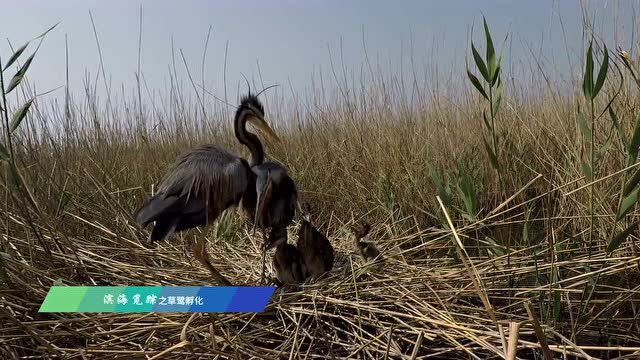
[2,14,640,359]
[2,195,640,359]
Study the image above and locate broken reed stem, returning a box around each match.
[180,313,198,342]
[148,340,189,360]
[525,301,553,360]
[498,324,508,359]
[436,195,498,324]
[409,331,424,360]
[384,325,394,360]
[506,322,521,360]
[548,329,594,359]
[488,173,542,216]
[209,323,216,350]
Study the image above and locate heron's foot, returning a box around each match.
[275,282,301,302]
[278,287,285,302]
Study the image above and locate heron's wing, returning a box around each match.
[160,145,250,200]
[254,168,275,230]
[270,175,298,227]
[133,145,250,230]
[292,257,305,283]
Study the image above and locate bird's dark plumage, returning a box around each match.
[237,94,264,119]
[132,92,300,286]
[350,222,380,261]
[247,161,298,234]
[133,94,267,242]
[273,243,306,284]
[296,203,334,278]
[133,146,252,242]
[266,228,306,284]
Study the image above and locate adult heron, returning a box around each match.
[133,94,298,283]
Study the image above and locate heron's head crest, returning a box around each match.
[238,94,264,118]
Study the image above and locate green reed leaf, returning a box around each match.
[616,186,640,221]
[5,53,35,94]
[0,143,9,161]
[10,98,34,133]
[577,112,591,145]
[483,16,497,83]
[608,221,640,253]
[583,41,594,101]
[471,42,489,82]
[467,69,488,100]
[626,112,640,167]
[593,44,609,98]
[3,43,29,71]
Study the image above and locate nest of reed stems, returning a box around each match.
[2,180,640,360]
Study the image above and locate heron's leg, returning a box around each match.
[191,239,232,286]
[260,232,267,285]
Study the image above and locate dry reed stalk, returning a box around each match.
[525,301,553,360]
[3,13,640,358]
[506,321,521,360]
[436,195,498,324]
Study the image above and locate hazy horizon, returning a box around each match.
[0,1,637,111]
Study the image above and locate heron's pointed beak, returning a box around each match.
[254,195,264,234]
[251,116,281,143]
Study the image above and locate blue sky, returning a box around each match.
[0,1,634,106]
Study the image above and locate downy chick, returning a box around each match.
[296,202,334,280]
[350,221,380,261]
[264,227,306,285]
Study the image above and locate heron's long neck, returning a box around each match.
[235,109,264,167]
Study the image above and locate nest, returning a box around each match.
[2,207,640,359]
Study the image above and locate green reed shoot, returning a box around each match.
[467,16,506,183]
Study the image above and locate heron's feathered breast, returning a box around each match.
[250,161,298,230]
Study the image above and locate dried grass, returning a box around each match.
[2,184,640,359]
[2,11,640,359]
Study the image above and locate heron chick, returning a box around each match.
[350,221,380,261]
[296,202,334,280]
[264,227,306,285]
